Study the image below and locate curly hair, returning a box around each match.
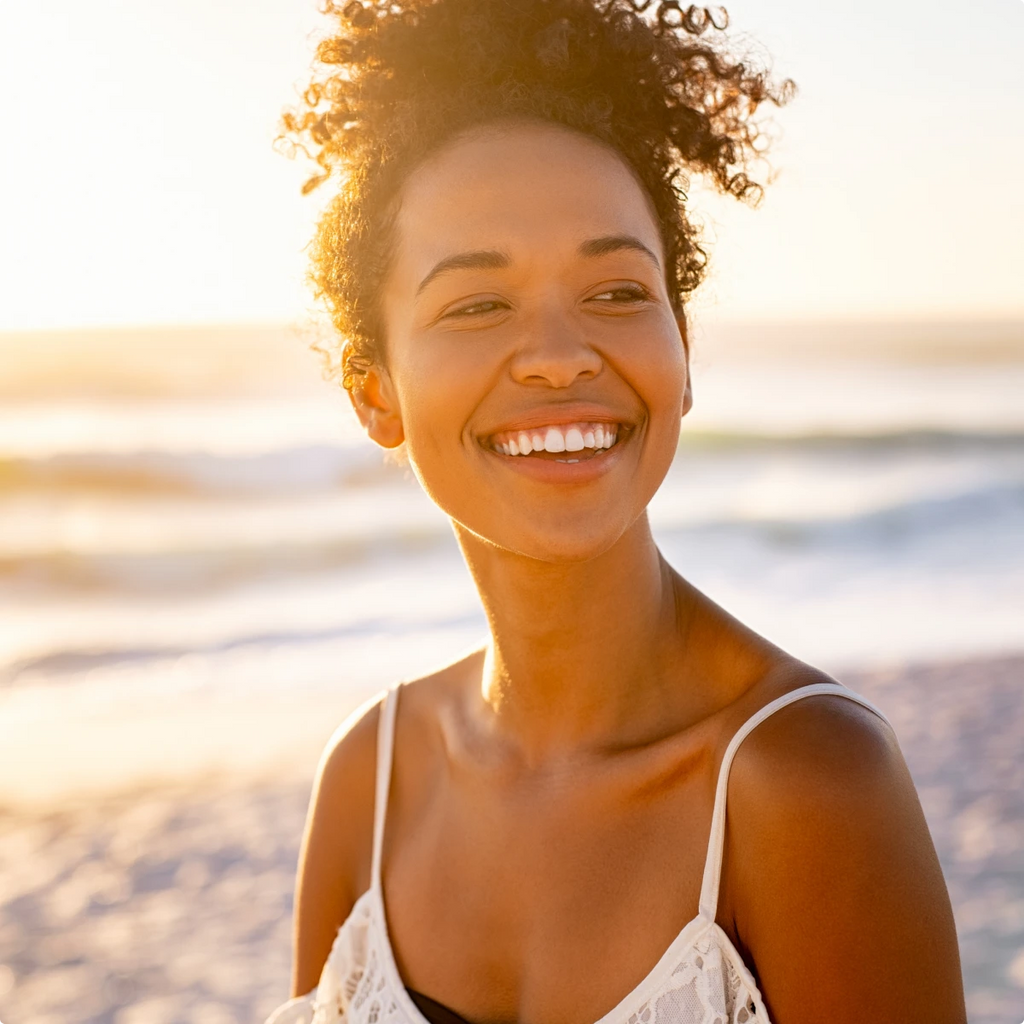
[280,0,795,390]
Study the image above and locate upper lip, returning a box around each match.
[479,404,632,438]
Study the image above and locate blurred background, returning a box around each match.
[1,1,1022,1022]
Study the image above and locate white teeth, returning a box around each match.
[490,422,622,456]
[543,428,566,453]
[564,427,585,452]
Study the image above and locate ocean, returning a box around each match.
[4,318,1023,1024]
[1,320,1022,719]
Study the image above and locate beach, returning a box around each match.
[1,654,1022,1024]
[1,320,1022,1023]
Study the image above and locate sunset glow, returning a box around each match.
[0,0,1021,331]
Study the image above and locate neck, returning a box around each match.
[455,514,697,763]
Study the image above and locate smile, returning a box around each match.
[486,422,621,463]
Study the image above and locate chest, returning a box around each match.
[381,754,719,1024]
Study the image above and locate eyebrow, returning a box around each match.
[416,249,511,296]
[414,234,662,296]
[576,234,661,270]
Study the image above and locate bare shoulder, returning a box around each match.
[307,689,386,881]
[292,648,485,997]
[291,689,385,996]
[730,670,903,813]
[721,666,967,1022]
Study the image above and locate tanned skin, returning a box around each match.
[292,122,966,1023]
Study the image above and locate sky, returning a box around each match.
[0,0,1022,331]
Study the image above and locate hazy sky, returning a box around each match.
[1,0,1022,330]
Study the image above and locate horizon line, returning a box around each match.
[3,311,1024,337]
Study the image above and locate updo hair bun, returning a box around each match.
[280,0,795,391]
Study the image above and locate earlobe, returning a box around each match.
[348,366,405,449]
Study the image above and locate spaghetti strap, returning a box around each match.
[267,681,897,1024]
[697,682,891,922]
[371,684,402,890]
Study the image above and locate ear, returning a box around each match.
[677,311,694,419]
[348,364,405,449]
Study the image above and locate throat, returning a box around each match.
[474,539,683,758]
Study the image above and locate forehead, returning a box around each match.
[390,122,664,282]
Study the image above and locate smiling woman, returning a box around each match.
[365,124,695,562]
[266,3,967,1024]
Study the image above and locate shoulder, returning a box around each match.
[301,657,469,906]
[292,650,486,995]
[291,689,386,995]
[722,669,911,932]
[304,688,386,890]
[730,673,902,816]
[724,666,915,891]
[314,687,387,816]
[720,667,966,1021]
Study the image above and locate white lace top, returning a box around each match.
[267,682,889,1024]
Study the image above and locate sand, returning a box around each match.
[1,653,1022,1024]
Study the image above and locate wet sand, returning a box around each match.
[1,653,1022,1024]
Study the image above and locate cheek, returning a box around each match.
[390,337,492,463]
[652,342,688,412]
[617,319,689,424]
[623,327,688,489]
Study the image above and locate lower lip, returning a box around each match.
[482,436,628,484]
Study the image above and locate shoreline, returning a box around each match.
[0,686,381,815]
[0,646,1020,814]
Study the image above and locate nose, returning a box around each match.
[508,305,602,389]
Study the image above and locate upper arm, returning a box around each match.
[291,694,382,998]
[725,695,966,1023]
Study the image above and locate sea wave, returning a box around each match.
[0,527,455,594]
[0,608,485,688]
[3,476,1019,595]
[657,479,1024,553]
[1,429,1021,496]
[0,443,404,495]
[677,427,1024,452]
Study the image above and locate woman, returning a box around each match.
[268,1,966,1021]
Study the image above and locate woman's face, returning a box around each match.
[362,121,691,562]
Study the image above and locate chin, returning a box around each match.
[456,510,638,565]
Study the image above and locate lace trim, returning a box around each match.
[266,894,768,1024]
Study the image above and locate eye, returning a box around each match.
[588,285,651,304]
[443,299,508,318]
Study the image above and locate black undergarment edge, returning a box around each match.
[406,987,480,1024]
